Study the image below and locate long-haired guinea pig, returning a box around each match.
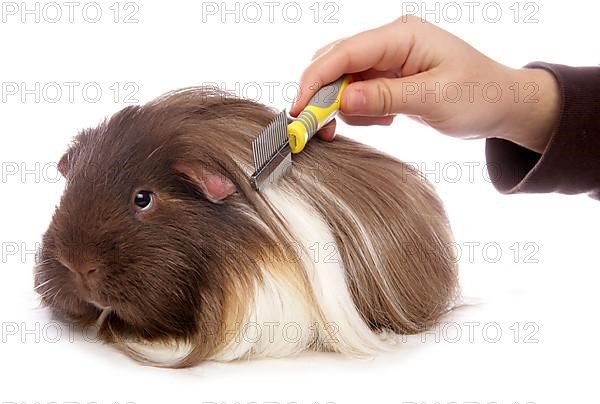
[35,87,458,367]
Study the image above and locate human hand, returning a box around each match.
[291,16,560,153]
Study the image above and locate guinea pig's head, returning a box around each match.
[35,89,287,362]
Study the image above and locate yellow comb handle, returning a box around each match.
[288,75,350,154]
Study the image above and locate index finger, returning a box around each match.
[290,20,412,116]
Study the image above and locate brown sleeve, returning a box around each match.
[485,62,600,199]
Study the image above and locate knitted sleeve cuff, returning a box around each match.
[486,62,600,199]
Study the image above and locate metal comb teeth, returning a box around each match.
[250,110,292,191]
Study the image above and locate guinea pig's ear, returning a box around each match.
[57,147,75,177]
[174,162,236,203]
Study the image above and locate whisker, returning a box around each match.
[38,285,60,300]
[33,278,55,291]
[49,286,64,307]
[37,261,61,268]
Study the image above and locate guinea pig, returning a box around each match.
[34,87,458,367]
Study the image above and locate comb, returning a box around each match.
[250,75,350,191]
[250,110,291,191]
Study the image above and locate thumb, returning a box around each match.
[341,73,437,117]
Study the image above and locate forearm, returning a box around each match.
[495,67,561,154]
[485,62,600,199]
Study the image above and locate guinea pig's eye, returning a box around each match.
[134,190,154,211]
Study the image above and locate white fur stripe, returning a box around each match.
[261,187,397,355]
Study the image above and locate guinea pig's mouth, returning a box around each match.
[73,280,112,310]
[60,267,111,310]
[88,299,112,310]
[79,291,112,311]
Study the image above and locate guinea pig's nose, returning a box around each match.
[76,264,98,276]
[61,259,98,277]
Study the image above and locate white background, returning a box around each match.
[0,1,599,403]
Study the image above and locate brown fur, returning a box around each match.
[35,87,458,367]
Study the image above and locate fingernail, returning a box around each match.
[289,100,298,116]
[289,86,302,115]
[344,88,366,114]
